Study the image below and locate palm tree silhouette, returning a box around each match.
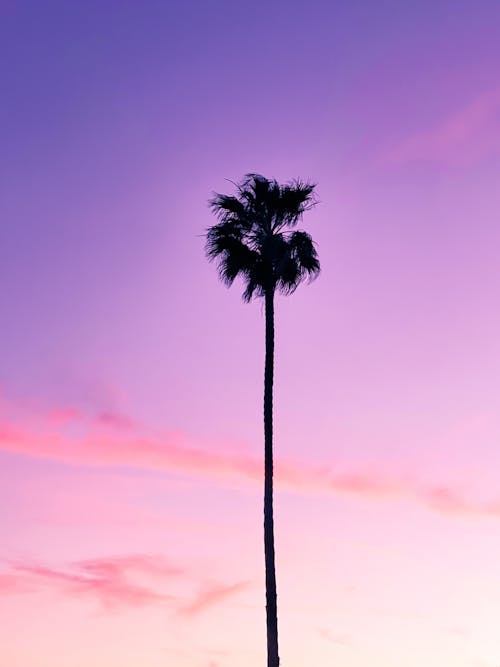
[206,173,320,667]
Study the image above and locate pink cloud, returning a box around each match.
[46,407,83,425]
[180,580,251,617]
[0,398,405,496]
[95,411,136,431]
[1,555,250,618]
[381,88,500,165]
[77,554,184,581]
[0,573,34,595]
[7,554,180,609]
[423,486,500,518]
[2,398,500,520]
[0,406,406,502]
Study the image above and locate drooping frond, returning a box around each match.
[273,231,320,296]
[205,222,258,287]
[288,231,320,274]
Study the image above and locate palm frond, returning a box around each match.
[209,194,246,217]
[205,222,258,287]
[289,230,320,275]
[274,180,317,229]
[276,255,301,295]
[205,222,241,257]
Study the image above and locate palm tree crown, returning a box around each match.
[206,173,320,300]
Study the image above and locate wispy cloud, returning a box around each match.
[0,401,397,498]
[95,411,137,431]
[381,88,500,165]
[423,486,500,518]
[2,398,500,520]
[1,554,248,615]
[179,581,251,617]
[7,555,179,609]
[0,573,34,594]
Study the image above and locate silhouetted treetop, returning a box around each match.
[206,173,320,302]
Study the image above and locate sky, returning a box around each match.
[1,1,500,665]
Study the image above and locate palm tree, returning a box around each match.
[205,173,320,667]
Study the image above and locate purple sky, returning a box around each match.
[2,2,500,666]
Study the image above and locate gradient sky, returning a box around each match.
[2,1,500,665]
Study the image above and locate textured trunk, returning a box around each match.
[264,289,279,667]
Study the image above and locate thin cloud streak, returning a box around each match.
[0,405,397,497]
[7,555,180,609]
[1,555,250,616]
[423,486,500,518]
[179,581,251,617]
[381,88,500,165]
[1,401,500,520]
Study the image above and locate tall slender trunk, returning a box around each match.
[264,288,279,667]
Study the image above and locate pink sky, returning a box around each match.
[2,2,500,666]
